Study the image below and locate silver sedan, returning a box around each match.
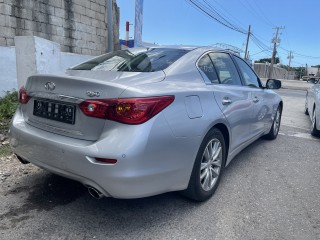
[305,78,320,136]
[9,46,282,201]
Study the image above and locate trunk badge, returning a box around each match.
[44,82,56,91]
[86,91,100,97]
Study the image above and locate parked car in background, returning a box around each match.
[305,78,320,136]
[301,76,320,82]
[9,46,282,201]
[307,78,318,84]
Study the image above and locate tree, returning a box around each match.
[255,57,280,64]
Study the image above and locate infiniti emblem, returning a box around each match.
[44,82,56,91]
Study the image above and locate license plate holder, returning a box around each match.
[33,99,76,124]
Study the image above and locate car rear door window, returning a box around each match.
[234,56,261,88]
[197,54,219,84]
[209,53,242,86]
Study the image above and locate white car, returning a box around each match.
[305,78,320,136]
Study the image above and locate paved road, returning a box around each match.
[1,88,320,240]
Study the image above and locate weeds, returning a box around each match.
[0,90,18,135]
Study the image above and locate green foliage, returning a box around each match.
[0,90,19,134]
[255,57,280,64]
[0,91,18,120]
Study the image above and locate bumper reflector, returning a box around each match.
[95,158,117,164]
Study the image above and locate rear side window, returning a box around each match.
[71,48,190,72]
[209,53,242,86]
[197,54,219,84]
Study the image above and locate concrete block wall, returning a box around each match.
[0,0,119,55]
[0,36,93,96]
[0,46,17,95]
[254,63,289,79]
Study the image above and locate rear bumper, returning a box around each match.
[9,108,198,198]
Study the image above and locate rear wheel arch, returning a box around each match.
[182,125,227,201]
[213,123,229,166]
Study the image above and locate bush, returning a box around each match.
[0,90,19,134]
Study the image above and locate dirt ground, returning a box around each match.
[0,154,40,195]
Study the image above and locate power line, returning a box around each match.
[249,0,275,27]
[250,33,273,53]
[202,0,247,33]
[279,46,320,59]
[250,50,270,56]
[186,0,320,63]
[211,0,247,29]
[238,0,273,27]
[186,0,247,34]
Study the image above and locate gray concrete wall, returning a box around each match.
[0,37,92,96]
[254,63,292,79]
[0,0,119,55]
[0,46,17,95]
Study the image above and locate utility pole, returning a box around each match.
[268,26,285,79]
[306,64,308,76]
[106,0,114,52]
[244,25,251,61]
[287,51,293,79]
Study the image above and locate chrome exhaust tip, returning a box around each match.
[88,186,104,199]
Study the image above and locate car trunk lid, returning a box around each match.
[22,74,138,141]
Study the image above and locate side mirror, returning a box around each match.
[266,79,281,89]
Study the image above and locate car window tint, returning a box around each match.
[234,56,260,88]
[71,48,190,72]
[208,53,242,86]
[197,54,219,84]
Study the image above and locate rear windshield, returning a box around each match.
[71,48,190,72]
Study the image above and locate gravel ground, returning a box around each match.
[0,154,40,195]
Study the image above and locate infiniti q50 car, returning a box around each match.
[9,46,282,201]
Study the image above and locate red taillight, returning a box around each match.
[79,96,174,124]
[19,86,30,104]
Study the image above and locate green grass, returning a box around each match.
[0,90,18,134]
[0,91,18,157]
[0,144,12,157]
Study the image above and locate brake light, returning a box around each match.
[19,86,30,104]
[79,96,174,124]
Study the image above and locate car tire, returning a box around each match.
[182,128,226,202]
[264,105,282,140]
[311,108,320,136]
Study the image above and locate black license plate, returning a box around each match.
[33,99,76,124]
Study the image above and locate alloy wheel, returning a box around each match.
[200,138,222,191]
[273,108,281,135]
[312,109,316,129]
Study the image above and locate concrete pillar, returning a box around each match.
[14,36,60,89]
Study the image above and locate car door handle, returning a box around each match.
[222,97,232,105]
[253,97,259,103]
